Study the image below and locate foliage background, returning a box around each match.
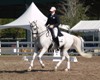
[0,0,100,40]
[0,19,26,41]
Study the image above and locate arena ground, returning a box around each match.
[0,55,100,80]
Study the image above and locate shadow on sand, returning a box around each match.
[0,69,55,73]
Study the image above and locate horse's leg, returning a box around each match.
[28,52,37,71]
[55,55,65,71]
[38,47,47,68]
[28,40,38,71]
[64,51,70,72]
[55,49,66,71]
[55,49,70,72]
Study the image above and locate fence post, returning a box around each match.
[0,41,1,55]
[53,50,61,62]
[17,41,19,55]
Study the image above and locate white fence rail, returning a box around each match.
[0,41,100,55]
[0,41,35,55]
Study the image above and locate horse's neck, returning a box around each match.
[37,23,51,41]
[38,26,46,34]
[37,23,46,33]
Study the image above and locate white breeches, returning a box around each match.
[53,27,58,37]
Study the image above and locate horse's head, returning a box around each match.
[30,21,38,38]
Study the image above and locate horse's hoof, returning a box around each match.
[41,64,45,68]
[65,68,69,72]
[27,69,31,72]
[54,69,57,72]
[54,67,57,71]
[27,67,32,72]
[42,65,45,68]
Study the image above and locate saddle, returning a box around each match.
[53,32,64,49]
[58,30,63,37]
[48,27,63,49]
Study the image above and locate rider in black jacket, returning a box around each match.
[45,7,62,49]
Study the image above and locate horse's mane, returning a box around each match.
[37,21,45,27]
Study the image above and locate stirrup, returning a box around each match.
[55,44,59,50]
[57,48,59,50]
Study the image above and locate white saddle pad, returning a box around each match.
[58,36,64,46]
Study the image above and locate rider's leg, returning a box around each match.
[49,27,59,49]
[53,27,59,49]
[49,28,55,39]
[53,37,59,49]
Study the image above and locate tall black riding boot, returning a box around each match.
[54,37,59,49]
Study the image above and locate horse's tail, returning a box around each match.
[73,36,92,58]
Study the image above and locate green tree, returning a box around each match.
[0,19,26,40]
[58,0,89,27]
[82,0,100,19]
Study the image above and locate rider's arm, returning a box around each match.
[54,15,60,27]
[45,14,50,26]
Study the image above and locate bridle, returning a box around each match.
[30,21,49,39]
[30,21,38,39]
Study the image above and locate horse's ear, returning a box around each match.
[35,20,37,23]
[29,21,31,24]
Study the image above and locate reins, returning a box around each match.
[38,29,49,37]
[31,21,50,38]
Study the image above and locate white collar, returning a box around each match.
[51,12,55,15]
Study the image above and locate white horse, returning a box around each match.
[28,21,92,71]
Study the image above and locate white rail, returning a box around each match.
[0,41,100,55]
